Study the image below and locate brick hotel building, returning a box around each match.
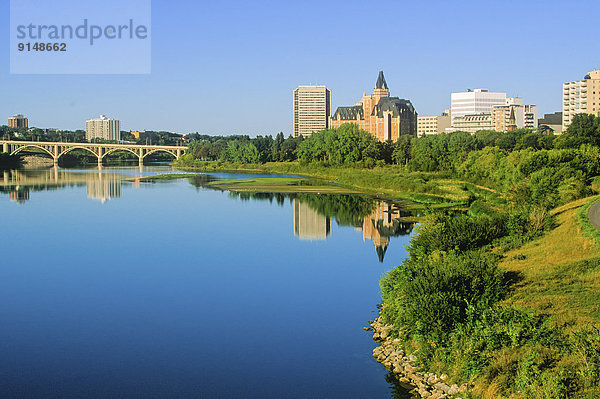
[330,71,417,142]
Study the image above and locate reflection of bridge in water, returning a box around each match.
[1,140,186,165]
[1,167,127,204]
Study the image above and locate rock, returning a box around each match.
[408,354,417,362]
[362,327,371,331]
[434,382,450,392]
[404,364,417,373]
[448,384,459,395]
[439,374,448,381]
[428,375,439,384]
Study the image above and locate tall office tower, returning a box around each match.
[563,69,600,131]
[8,114,28,128]
[293,85,331,137]
[450,88,507,127]
[85,115,121,141]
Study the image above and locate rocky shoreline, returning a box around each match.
[20,155,55,167]
[370,316,468,399]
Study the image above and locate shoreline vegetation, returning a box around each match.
[172,116,600,398]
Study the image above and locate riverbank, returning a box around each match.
[371,316,467,399]
[173,160,503,208]
[376,195,600,398]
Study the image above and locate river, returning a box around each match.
[0,165,416,398]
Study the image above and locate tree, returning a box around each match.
[555,114,600,148]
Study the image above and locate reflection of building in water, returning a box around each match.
[294,199,331,240]
[362,201,414,262]
[10,188,30,204]
[86,173,122,203]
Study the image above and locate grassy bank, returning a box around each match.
[173,159,504,207]
[378,196,600,399]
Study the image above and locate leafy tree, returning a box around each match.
[555,114,600,148]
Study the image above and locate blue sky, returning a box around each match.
[1,0,599,136]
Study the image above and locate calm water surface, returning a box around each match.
[0,165,416,398]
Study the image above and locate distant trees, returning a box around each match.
[555,114,600,148]
[182,132,304,164]
[296,124,381,165]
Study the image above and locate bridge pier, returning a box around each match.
[2,143,8,153]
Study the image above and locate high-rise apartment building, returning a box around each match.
[293,85,331,137]
[563,69,600,131]
[417,110,451,136]
[331,71,417,141]
[85,115,120,141]
[8,114,28,128]
[451,89,507,127]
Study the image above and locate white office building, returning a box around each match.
[85,115,120,141]
[451,89,507,127]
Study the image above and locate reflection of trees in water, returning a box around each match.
[224,190,416,262]
[186,174,219,189]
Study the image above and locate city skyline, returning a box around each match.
[1,0,599,135]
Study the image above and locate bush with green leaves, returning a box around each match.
[381,249,506,343]
[408,212,507,256]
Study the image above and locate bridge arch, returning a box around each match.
[142,148,179,160]
[11,144,55,159]
[102,147,141,161]
[58,146,100,160]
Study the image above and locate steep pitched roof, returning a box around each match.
[375,71,388,90]
[332,105,364,120]
[371,97,416,118]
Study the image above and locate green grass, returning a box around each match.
[500,196,600,329]
[136,173,197,181]
[205,177,363,194]
[578,195,600,246]
[173,160,486,207]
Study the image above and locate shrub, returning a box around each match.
[381,250,506,343]
[408,213,507,256]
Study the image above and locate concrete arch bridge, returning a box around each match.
[1,140,186,165]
